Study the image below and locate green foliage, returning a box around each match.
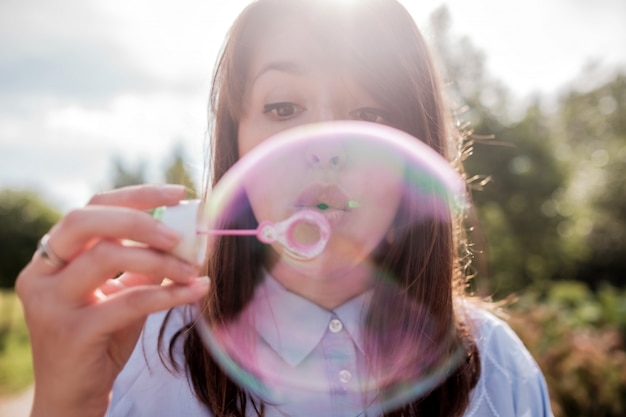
[109,143,198,198]
[0,291,33,395]
[0,190,61,289]
[429,7,626,296]
[164,142,198,198]
[109,155,147,188]
[554,74,626,288]
[428,13,626,413]
[508,282,626,417]
[467,104,569,296]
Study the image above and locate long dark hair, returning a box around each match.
[162,0,480,415]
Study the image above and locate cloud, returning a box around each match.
[0,41,153,101]
[1,0,624,212]
[0,0,221,210]
[0,1,155,104]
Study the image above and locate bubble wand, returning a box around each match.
[197,209,330,260]
[152,202,331,263]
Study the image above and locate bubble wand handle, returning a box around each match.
[197,210,331,260]
[197,229,259,236]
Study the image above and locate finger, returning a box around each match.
[99,272,162,297]
[88,184,187,209]
[43,206,182,266]
[28,234,69,277]
[23,184,189,279]
[58,240,198,302]
[99,272,197,297]
[16,235,72,292]
[89,277,210,335]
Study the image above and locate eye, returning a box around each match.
[263,102,305,121]
[350,107,389,124]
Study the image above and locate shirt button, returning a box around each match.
[339,370,352,384]
[329,318,343,333]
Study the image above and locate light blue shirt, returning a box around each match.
[107,275,553,416]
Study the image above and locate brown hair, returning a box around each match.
[164,0,480,415]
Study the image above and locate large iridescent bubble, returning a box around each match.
[193,121,469,414]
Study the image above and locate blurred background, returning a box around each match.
[1,0,625,416]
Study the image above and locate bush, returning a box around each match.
[0,189,61,289]
[507,282,626,417]
[0,291,33,395]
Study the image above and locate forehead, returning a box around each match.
[246,15,350,80]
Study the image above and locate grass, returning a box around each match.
[0,290,33,396]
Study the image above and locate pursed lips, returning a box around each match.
[295,183,352,212]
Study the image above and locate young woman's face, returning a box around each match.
[237,16,404,273]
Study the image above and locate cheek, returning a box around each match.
[343,167,405,242]
[238,111,294,158]
[238,110,314,158]
[237,118,262,158]
[245,184,292,223]
[351,157,405,210]
[362,175,404,224]
[242,152,305,223]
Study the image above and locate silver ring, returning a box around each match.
[37,234,67,268]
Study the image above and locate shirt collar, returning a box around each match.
[251,271,371,367]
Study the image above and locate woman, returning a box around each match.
[17,1,553,416]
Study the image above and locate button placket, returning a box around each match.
[321,313,363,415]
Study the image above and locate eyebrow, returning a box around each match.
[252,61,306,84]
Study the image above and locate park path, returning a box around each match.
[0,385,33,417]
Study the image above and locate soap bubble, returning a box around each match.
[195,121,469,414]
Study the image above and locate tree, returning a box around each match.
[107,143,198,198]
[428,6,569,296]
[163,142,198,199]
[466,104,569,296]
[0,190,61,288]
[554,73,626,288]
[109,155,147,189]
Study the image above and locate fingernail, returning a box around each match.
[190,276,210,292]
[161,184,186,196]
[195,276,210,286]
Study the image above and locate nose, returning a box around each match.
[306,143,346,170]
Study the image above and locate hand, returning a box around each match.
[16,184,209,417]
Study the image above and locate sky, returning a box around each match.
[1,0,625,211]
